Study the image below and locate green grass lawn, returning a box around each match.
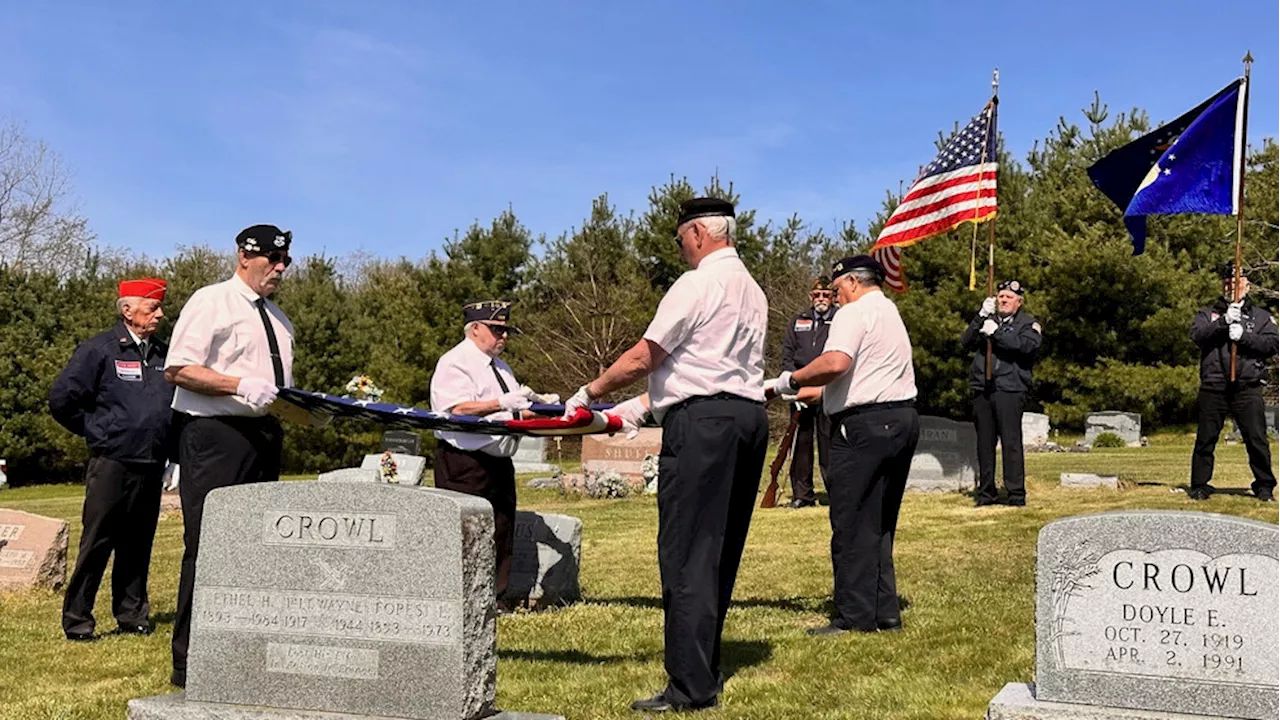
[0,434,1275,720]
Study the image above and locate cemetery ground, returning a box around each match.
[0,434,1275,720]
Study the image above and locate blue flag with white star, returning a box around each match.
[1087,78,1246,254]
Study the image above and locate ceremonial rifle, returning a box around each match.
[760,408,800,509]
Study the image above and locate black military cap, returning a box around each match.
[997,279,1026,296]
[831,255,885,283]
[236,224,292,254]
[676,197,735,228]
[462,300,521,334]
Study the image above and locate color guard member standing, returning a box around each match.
[563,198,769,713]
[49,278,175,641]
[163,224,296,687]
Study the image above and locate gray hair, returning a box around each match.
[694,215,737,243]
[846,268,882,288]
[116,296,143,316]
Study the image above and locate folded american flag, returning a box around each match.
[273,387,622,436]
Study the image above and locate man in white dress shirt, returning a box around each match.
[563,198,769,713]
[769,254,919,636]
[430,300,556,609]
[162,224,295,687]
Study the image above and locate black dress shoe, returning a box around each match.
[1188,486,1213,501]
[170,670,186,688]
[1005,496,1026,507]
[786,499,816,509]
[630,693,716,713]
[806,622,850,637]
[1255,489,1275,502]
[65,631,95,642]
[117,623,153,635]
[877,618,905,632]
[974,497,999,507]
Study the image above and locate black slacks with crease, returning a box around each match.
[827,405,919,631]
[1191,385,1277,494]
[973,390,1026,502]
[789,403,831,504]
[657,395,768,707]
[172,415,282,678]
[433,443,518,597]
[62,455,164,635]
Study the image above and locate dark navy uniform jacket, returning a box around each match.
[782,307,835,372]
[1191,297,1278,391]
[961,309,1042,393]
[49,322,176,464]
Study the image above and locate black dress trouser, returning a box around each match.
[433,444,518,598]
[973,390,1026,502]
[62,455,164,635]
[1191,385,1277,494]
[827,405,919,631]
[172,415,283,678]
[789,403,831,504]
[657,396,768,708]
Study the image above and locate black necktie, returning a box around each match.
[255,298,286,386]
[490,360,510,393]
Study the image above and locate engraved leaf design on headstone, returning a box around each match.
[311,556,347,592]
[1048,539,1100,668]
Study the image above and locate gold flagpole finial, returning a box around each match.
[1242,51,1253,66]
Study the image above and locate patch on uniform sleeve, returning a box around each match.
[1031,322,1042,334]
[794,318,814,332]
[114,360,143,382]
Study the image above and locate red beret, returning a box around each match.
[118,278,167,300]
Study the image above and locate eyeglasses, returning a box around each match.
[811,291,833,299]
[483,323,512,337]
[252,251,292,268]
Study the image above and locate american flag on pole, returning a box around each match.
[872,245,907,292]
[872,101,999,255]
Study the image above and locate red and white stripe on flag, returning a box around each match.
[872,100,999,252]
[872,245,907,293]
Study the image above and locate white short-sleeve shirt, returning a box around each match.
[165,274,295,417]
[821,288,917,416]
[642,247,768,422]
[429,337,521,457]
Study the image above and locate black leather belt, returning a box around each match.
[830,399,915,423]
[668,392,763,414]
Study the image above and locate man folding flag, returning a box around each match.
[872,97,999,291]
[1087,76,1248,255]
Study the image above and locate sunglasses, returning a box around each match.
[483,323,512,337]
[811,291,833,299]
[251,250,292,268]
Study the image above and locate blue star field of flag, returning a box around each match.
[920,103,998,179]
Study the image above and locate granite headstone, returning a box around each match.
[1084,412,1142,447]
[1060,473,1119,489]
[502,511,581,610]
[359,452,427,486]
[317,468,381,484]
[1023,412,1051,448]
[987,511,1278,720]
[130,483,501,719]
[0,509,69,590]
[381,430,422,456]
[512,437,558,475]
[581,428,663,479]
[906,416,978,492]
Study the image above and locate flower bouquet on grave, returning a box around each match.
[343,375,385,403]
[378,451,399,484]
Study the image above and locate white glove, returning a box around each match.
[518,385,560,404]
[162,463,180,492]
[610,396,648,440]
[1225,302,1243,324]
[980,319,999,336]
[563,385,593,417]
[236,377,279,409]
[1229,323,1244,341]
[979,296,997,318]
[499,392,533,413]
[766,372,797,399]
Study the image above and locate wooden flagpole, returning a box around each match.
[984,69,999,380]
[1229,52,1252,382]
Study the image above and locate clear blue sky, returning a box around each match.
[2,1,1275,260]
